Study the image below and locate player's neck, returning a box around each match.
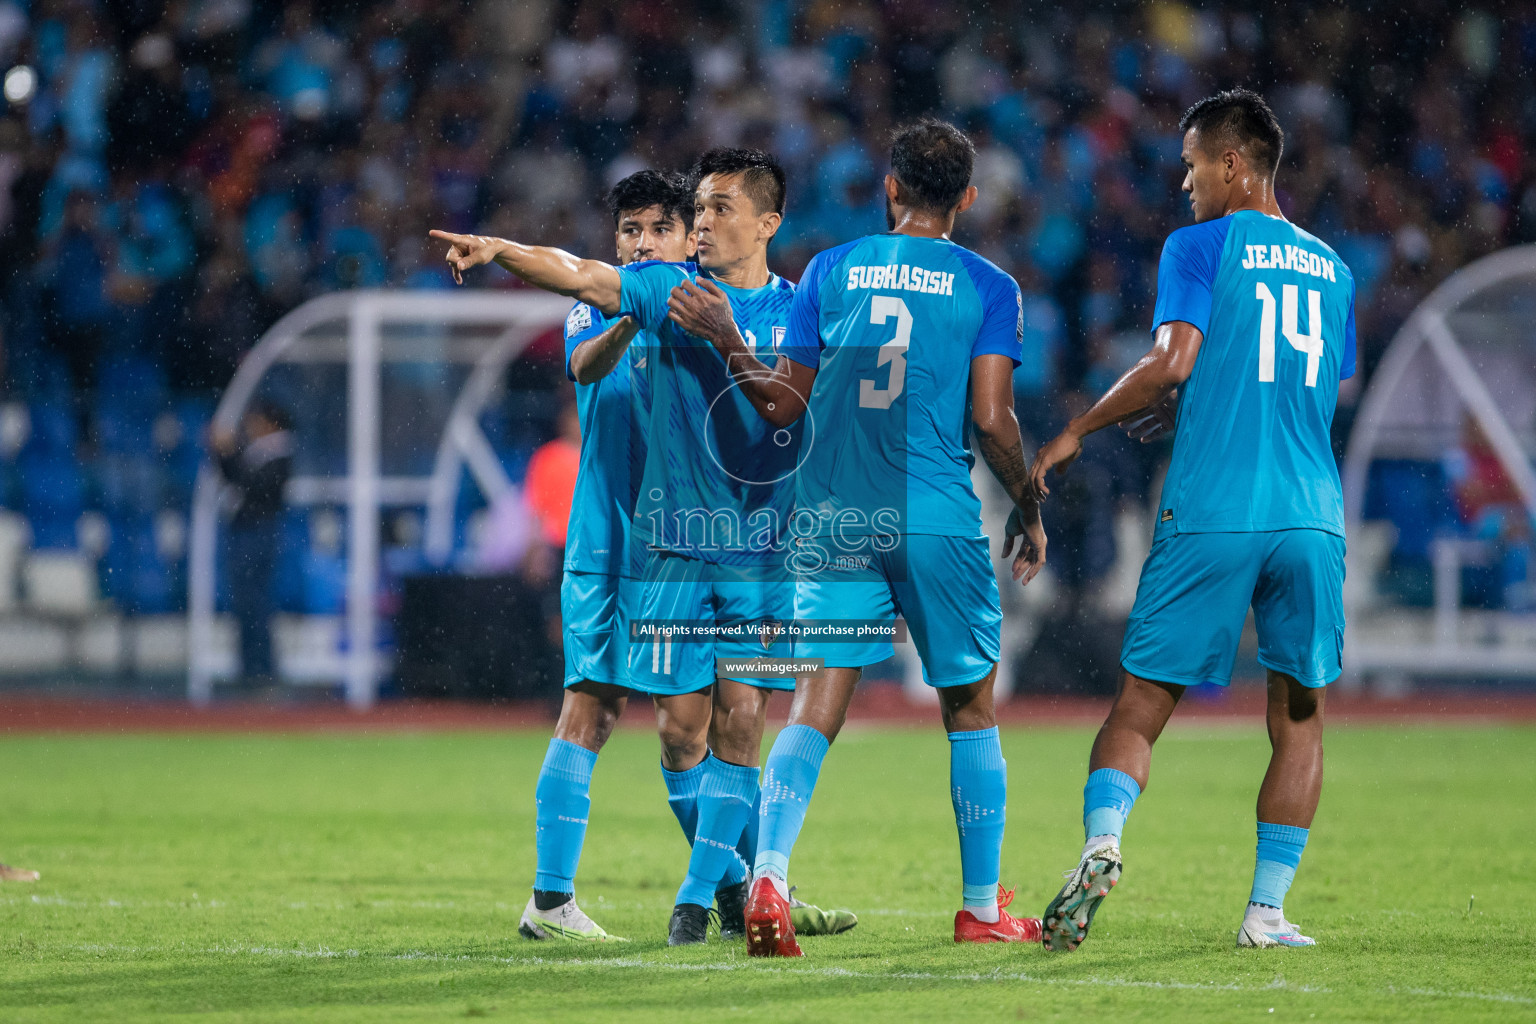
[1222,178,1284,220]
[705,253,771,290]
[888,209,955,239]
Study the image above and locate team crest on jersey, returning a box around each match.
[772,326,786,352]
[565,304,593,337]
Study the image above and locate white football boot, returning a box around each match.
[1237,903,1315,948]
[518,895,627,942]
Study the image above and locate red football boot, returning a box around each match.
[745,876,804,957]
[954,885,1044,943]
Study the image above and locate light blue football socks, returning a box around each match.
[665,755,750,892]
[532,738,598,894]
[1083,767,1142,845]
[950,727,1008,919]
[674,756,758,908]
[752,724,829,886]
[661,758,705,843]
[734,784,760,885]
[721,761,753,887]
[1250,821,1309,910]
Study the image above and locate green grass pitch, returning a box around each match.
[0,722,1532,1022]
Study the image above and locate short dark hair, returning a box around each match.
[691,147,786,216]
[605,169,694,231]
[1179,88,1285,177]
[890,119,976,214]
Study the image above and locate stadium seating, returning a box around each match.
[0,3,1530,685]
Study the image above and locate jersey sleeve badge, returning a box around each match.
[565,303,594,338]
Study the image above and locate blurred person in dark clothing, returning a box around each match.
[39,190,114,407]
[171,233,272,393]
[213,398,293,690]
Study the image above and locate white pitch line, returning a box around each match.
[1392,987,1536,1006]
[7,894,520,912]
[60,942,1536,1006]
[15,894,935,917]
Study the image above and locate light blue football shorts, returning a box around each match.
[625,550,795,694]
[792,533,1002,688]
[560,569,632,690]
[1120,528,1346,689]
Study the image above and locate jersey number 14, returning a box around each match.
[1255,282,1323,388]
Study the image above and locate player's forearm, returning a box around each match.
[1066,354,1183,440]
[701,326,805,427]
[746,376,808,428]
[570,317,640,384]
[490,241,622,315]
[975,414,1039,515]
[735,364,807,427]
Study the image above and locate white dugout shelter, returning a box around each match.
[187,290,573,708]
[1341,245,1536,683]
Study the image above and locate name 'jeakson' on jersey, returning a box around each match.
[1151,209,1356,541]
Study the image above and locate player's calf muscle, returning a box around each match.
[1088,673,1182,786]
[554,685,628,752]
[654,692,710,770]
[936,668,997,733]
[785,670,860,741]
[708,680,769,765]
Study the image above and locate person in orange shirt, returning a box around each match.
[523,400,582,551]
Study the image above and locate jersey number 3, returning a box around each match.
[1255,282,1323,388]
[859,296,912,409]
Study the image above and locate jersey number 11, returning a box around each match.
[1255,282,1324,388]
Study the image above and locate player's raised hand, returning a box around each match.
[1029,430,1083,500]
[1001,505,1047,584]
[667,278,738,343]
[1119,391,1178,443]
[428,229,504,285]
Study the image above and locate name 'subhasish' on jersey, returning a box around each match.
[843,263,956,295]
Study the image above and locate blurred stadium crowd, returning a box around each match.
[0,0,1532,633]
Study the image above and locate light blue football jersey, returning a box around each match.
[1151,210,1357,541]
[779,234,1024,540]
[562,302,649,576]
[616,261,800,567]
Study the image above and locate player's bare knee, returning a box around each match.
[658,725,707,769]
[708,703,765,764]
[654,694,710,767]
[553,704,608,753]
[938,680,996,734]
[554,683,628,751]
[1268,670,1324,725]
[656,706,706,742]
[1107,673,1181,735]
[786,672,856,741]
[787,697,845,741]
